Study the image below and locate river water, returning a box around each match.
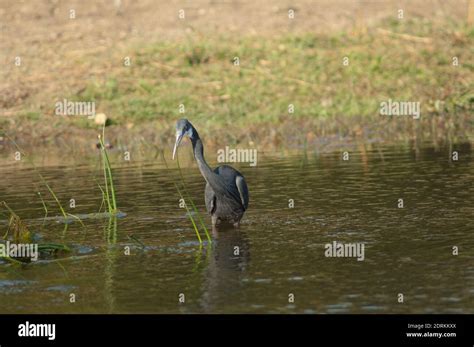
[0,142,472,313]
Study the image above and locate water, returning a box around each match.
[0,143,473,313]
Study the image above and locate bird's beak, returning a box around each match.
[172,130,184,160]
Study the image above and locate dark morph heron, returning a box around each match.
[172,119,249,228]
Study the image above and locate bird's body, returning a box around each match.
[205,165,249,226]
[173,119,249,228]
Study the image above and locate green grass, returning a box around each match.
[70,17,473,136]
[3,16,472,150]
[17,111,42,121]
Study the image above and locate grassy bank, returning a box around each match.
[5,16,474,152]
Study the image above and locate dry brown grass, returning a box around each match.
[0,0,472,154]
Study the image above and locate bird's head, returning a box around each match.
[173,119,195,160]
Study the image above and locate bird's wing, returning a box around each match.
[235,175,249,210]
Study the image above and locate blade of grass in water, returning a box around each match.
[176,156,212,244]
[2,133,105,234]
[37,191,48,223]
[105,216,118,244]
[174,181,202,244]
[127,234,146,249]
[0,133,67,219]
[41,176,67,218]
[66,213,87,232]
[1,256,24,265]
[101,126,117,211]
[162,157,204,244]
[98,135,113,213]
[100,144,113,213]
[96,182,106,213]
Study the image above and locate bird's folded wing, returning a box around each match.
[236,175,249,210]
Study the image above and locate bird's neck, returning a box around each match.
[191,136,214,181]
[190,130,228,198]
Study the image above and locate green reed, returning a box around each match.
[162,155,211,245]
[98,126,117,214]
[176,156,212,244]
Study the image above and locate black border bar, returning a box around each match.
[0,314,473,346]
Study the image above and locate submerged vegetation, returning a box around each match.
[0,127,123,265]
[0,123,211,266]
[0,201,71,264]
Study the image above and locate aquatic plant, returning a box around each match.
[176,156,212,244]
[162,156,211,245]
[0,130,119,234]
[1,133,68,219]
[0,202,70,264]
[174,180,203,244]
[1,202,32,244]
[0,129,120,266]
[98,126,118,214]
[37,191,48,222]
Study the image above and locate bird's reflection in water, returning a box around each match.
[200,227,250,312]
